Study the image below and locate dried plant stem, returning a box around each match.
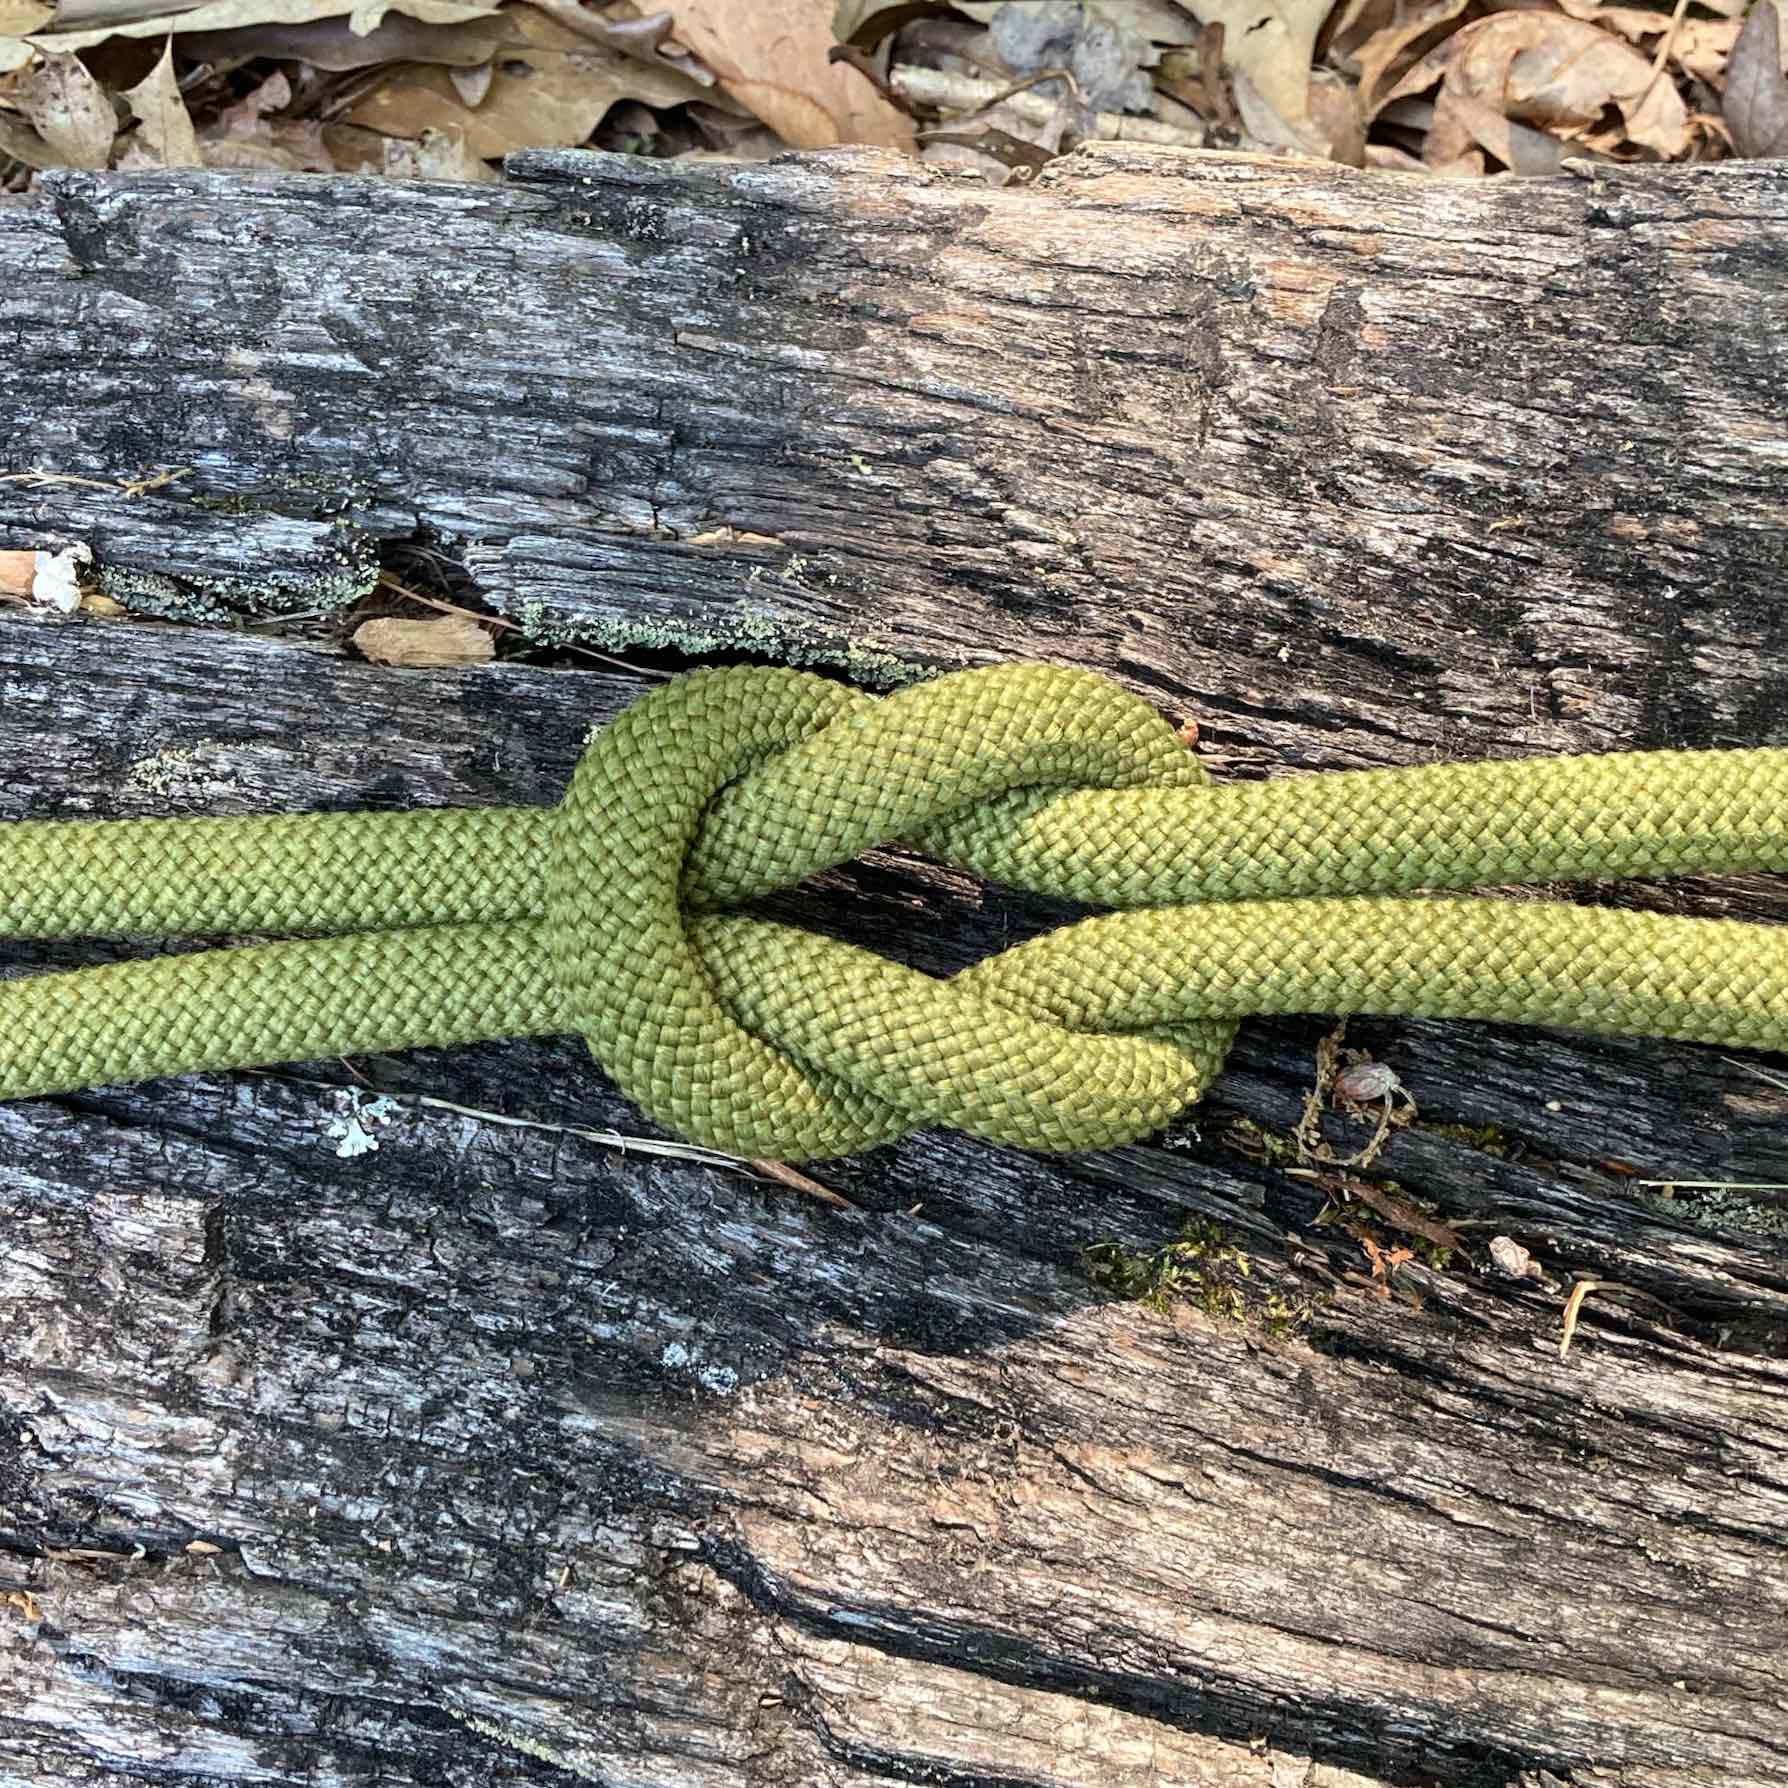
[891,64,1205,147]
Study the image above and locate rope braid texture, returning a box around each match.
[6,662,1788,1161]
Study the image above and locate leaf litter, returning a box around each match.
[0,0,1765,191]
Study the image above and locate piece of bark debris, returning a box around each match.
[353,614,495,667]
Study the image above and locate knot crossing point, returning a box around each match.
[6,661,1788,1161]
[548,664,1232,1158]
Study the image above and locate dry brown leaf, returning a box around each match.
[1340,1178,1463,1251]
[212,63,289,130]
[1243,60,1365,155]
[1548,0,1740,81]
[0,549,37,596]
[448,55,493,104]
[1323,0,1386,47]
[1230,62,1327,149]
[1341,0,1470,115]
[657,0,915,147]
[1180,0,1334,131]
[353,613,494,666]
[1440,85,1565,167]
[0,110,56,162]
[9,48,114,166]
[1726,0,1788,154]
[120,37,199,166]
[190,63,330,167]
[1359,1234,1415,1298]
[345,3,711,158]
[1385,11,1690,162]
[201,127,331,167]
[317,119,399,169]
[952,0,1202,37]
[382,123,499,179]
[1648,12,1741,80]
[24,0,501,55]
[1365,137,1427,166]
[177,11,508,69]
[0,0,54,33]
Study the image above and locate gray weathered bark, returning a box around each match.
[2,143,1787,1788]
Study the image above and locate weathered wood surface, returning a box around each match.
[3,144,1788,760]
[2,143,1788,1788]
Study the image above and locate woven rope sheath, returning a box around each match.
[6,661,1788,1160]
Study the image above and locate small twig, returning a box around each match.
[1559,1277,1607,1358]
[892,64,1205,148]
[0,464,190,496]
[837,0,961,53]
[748,1157,854,1209]
[915,125,1055,176]
[120,465,192,497]
[525,0,713,83]
[1636,1180,1788,1190]
[965,65,1089,113]
[1557,1277,1684,1358]
[1721,1056,1788,1094]
[827,43,921,118]
[311,64,406,124]
[251,1069,847,1202]
[1636,1178,1788,1212]
[1644,0,1694,85]
[0,469,116,492]
[240,606,354,627]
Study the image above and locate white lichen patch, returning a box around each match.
[121,745,243,802]
[28,543,92,611]
[659,1339,738,1396]
[325,1091,402,1159]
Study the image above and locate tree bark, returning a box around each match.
[2,144,1786,1788]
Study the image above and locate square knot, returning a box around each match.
[546,663,1234,1158]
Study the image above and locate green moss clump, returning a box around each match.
[1425,1121,1511,1157]
[1085,1217,1313,1338]
[1221,1114,1297,1165]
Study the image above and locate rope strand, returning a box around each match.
[5,662,1786,1159]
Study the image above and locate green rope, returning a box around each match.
[6,662,1788,1160]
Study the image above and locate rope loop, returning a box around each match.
[549,663,1234,1157]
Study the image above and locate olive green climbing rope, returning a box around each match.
[6,662,1788,1160]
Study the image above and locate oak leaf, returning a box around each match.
[663,0,915,147]
[1383,11,1690,168]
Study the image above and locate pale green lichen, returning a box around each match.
[510,598,932,689]
[99,533,378,622]
[1643,1182,1788,1240]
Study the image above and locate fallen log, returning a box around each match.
[2,144,1786,1787]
